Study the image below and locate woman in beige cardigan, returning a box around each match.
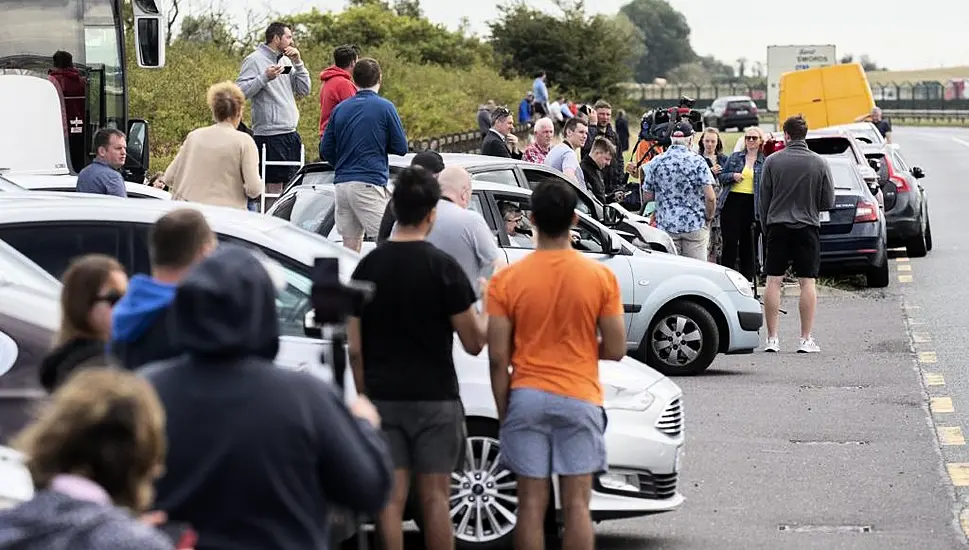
[162,81,264,209]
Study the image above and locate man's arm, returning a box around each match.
[470,214,507,275]
[236,55,269,99]
[290,62,311,98]
[883,119,893,144]
[562,152,581,183]
[640,159,655,203]
[702,184,716,221]
[387,107,409,156]
[106,173,127,198]
[321,111,338,162]
[758,159,773,223]
[487,315,513,423]
[598,271,626,361]
[819,160,836,211]
[347,316,365,394]
[448,261,487,355]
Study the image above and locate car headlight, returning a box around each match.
[724,268,753,298]
[603,387,656,411]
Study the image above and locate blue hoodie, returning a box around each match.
[110,274,180,370]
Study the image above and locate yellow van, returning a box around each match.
[778,63,875,128]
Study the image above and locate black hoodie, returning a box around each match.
[138,245,393,550]
[39,337,112,393]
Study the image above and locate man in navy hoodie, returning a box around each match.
[110,209,217,370]
[321,57,408,252]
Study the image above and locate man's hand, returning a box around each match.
[505,134,519,149]
[265,65,283,81]
[283,47,301,63]
[625,161,637,174]
[139,510,167,526]
[350,395,381,428]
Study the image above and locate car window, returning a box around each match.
[0,224,127,280]
[827,162,864,191]
[521,168,593,215]
[269,193,297,221]
[289,190,335,234]
[469,193,500,247]
[302,171,335,187]
[892,151,910,172]
[474,169,519,187]
[493,196,537,250]
[806,137,853,158]
[869,154,889,182]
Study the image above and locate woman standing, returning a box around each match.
[717,127,765,280]
[697,128,728,263]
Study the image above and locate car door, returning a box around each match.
[0,222,133,280]
[482,190,635,331]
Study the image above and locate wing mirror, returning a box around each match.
[605,230,623,255]
[911,166,925,179]
[603,204,623,226]
[122,119,150,184]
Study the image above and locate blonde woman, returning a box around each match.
[717,126,765,280]
[162,81,264,209]
[0,368,174,549]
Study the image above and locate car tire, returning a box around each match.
[866,256,890,288]
[644,300,719,376]
[924,213,933,252]
[905,220,928,258]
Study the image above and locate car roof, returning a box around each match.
[390,153,546,170]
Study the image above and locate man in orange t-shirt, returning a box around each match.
[486,179,627,550]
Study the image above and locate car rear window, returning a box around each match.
[807,137,853,158]
[727,100,754,109]
[827,162,863,191]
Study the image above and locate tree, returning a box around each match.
[489,0,637,97]
[618,0,695,82]
[839,53,886,72]
[178,13,237,51]
[394,0,423,18]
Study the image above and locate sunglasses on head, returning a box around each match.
[95,290,124,306]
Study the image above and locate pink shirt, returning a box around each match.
[522,142,550,165]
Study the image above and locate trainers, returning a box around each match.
[764,337,780,352]
[797,337,821,353]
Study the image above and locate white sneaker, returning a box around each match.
[764,337,780,352]
[798,337,821,353]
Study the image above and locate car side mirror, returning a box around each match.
[605,230,623,255]
[868,158,880,172]
[603,204,621,226]
[304,310,323,339]
[123,119,150,184]
[911,166,925,179]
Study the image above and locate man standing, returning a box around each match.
[641,122,717,261]
[581,100,624,198]
[867,107,893,143]
[318,44,358,160]
[426,165,507,297]
[348,166,488,550]
[544,117,588,188]
[759,115,835,354]
[111,209,217,370]
[487,179,626,550]
[236,22,311,188]
[481,107,523,159]
[580,137,616,204]
[532,71,549,117]
[322,57,408,252]
[477,100,496,137]
[522,117,554,165]
[76,128,127,197]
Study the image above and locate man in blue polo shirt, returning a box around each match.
[321,57,408,252]
[76,128,127,197]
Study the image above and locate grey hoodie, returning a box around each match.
[236,44,311,137]
[0,490,173,550]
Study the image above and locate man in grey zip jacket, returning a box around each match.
[236,21,311,190]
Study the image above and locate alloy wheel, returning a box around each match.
[450,436,518,544]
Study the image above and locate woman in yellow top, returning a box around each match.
[716,127,766,281]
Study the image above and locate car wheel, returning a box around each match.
[644,300,719,376]
[924,212,933,252]
[905,218,928,258]
[866,256,890,288]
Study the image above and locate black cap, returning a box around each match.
[672,121,694,138]
[411,150,445,174]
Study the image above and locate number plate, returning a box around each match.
[735,110,748,115]
[819,211,830,223]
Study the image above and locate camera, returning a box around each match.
[637,95,704,146]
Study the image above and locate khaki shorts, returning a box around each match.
[334,182,391,241]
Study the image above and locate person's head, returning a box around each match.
[52,51,73,69]
[333,44,358,70]
[438,165,473,208]
[352,57,381,92]
[411,150,445,177]
[491,106,515,134]
[700,127,723,155]
[529,180,578,239]
[536,71,546,81]
[562,117,588,149]
[12,368,166,513]
[93,128,126,169]
[526,91,534,100]
[485,99,496,111]
[391,166,441,235]
[616,109,627,120]
[499,202,525,235]
[264,21,293,52]
[149,209,217,279]
[871,107,882,122]
[589,137,616,169]
[557,96,566,103]
[206,81,245,126]
[782,115,809,141]
[670,121,694,147]
[533,117,555,148]
[57,254,127,345]
[593,100,612,127]
[743,126,765,153]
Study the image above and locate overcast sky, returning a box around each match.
[203,0,969,72]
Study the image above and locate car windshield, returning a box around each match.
[0,238,60,292]
[290,189,335,233]
[849,127,882,144]
[827,162,863,191]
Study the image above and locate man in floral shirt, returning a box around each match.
[522,117,554,165]
[641,122,717,261]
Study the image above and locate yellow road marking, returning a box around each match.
[913,333,932,343]
[932,397,955,413]
[919,351,938,363]
[898,274,913,283]
[940,427,967,446]
[897,257,910,262]
[961,509,969,539]
[948,464,969,486]
[898,264,913,272]
[925,373,946,386]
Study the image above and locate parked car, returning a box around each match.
[0,195,686,548]
[827,122,886,146]
[270,179,763,376]
[860,143,931,257]
[0,173,170,199]
[277,154,678,254]
[703,96,760,131]
[817,158,889,287]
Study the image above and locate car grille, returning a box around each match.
[655,398,682,437]
[638,471,678,500]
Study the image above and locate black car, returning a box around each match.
[703,96,760,131]
[818,158,890,288]
[861,144,932,257]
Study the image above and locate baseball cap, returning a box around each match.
[411,150,445,175]
[671,121,694,138]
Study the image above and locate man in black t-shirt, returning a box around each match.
[856,107,893,143]
[348,165,489,550]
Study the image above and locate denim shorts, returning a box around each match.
[499,388,608,478]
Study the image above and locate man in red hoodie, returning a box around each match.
[48,51,88,172]
[318,45,359,161]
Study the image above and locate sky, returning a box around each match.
[193,0,969,72]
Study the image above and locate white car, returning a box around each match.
[0,172,171,199]
[0,195,685,547]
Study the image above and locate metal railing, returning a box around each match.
[408,122,534,154]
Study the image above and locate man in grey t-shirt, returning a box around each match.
[544,117,589,191]
[425,166,507,297]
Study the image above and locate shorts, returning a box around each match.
[253,131,302,184]
[372,399,466,474]
[533,101,548,117]
[334,182,391,241]
[764,223,821,278]
[499,388,607,478]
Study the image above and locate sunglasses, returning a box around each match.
[745,135,761,141]
[95,290,125,306]
[505,215,523,224]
